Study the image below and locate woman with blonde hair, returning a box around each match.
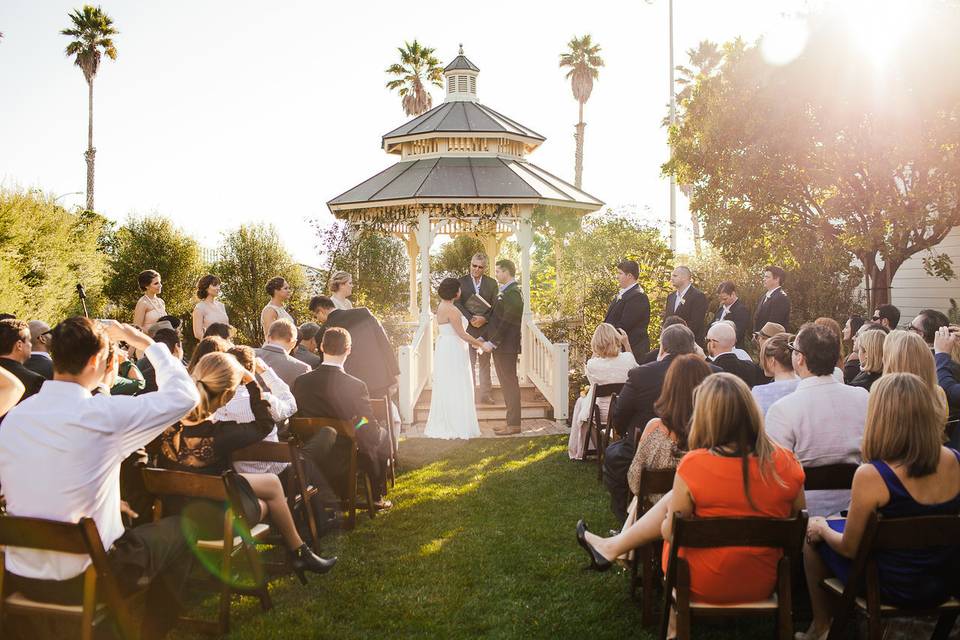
[848,329,886,391]
[803,373,960,639]
[883,330,947,414]
[158,352,336,580]
[328,271,354,310]
[568,323,637,459]
[191,274,229,340]
[576,374,805,608]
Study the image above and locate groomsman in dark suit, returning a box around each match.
[481,259,523,436]
[662,266,709,344]
[712,281,750,347]
[603,259,650,355]
[753,265,791,331]
[455,253,498,404]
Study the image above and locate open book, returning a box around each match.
[465,293,492,315]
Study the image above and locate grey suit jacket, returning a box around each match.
[255,343,310,388]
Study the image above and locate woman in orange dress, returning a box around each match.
[578,373,805,626]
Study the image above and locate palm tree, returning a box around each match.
[61,5,118,212]
[385,40,444,117]
[560,35,604,189]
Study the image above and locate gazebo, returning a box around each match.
[327,47,603,425]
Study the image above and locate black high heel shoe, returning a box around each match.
[288,544,337,585]
[575,519,612,572]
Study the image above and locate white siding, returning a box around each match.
[890,227,960,322]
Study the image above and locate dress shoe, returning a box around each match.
[288,544,337,584]
[494,425,521,436]
[575,520,612,572]
[479,394,496,405]
[374,499,393,511]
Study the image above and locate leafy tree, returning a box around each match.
[559,34,604,188]
[213,224,307,346]
[385,40,444,117]
[431,235,484,284]
[665,4,960,309]
[0,188,108,321]
[103,215,203,321]
[61,4,118,211]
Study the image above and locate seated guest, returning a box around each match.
[293,327,393,510]
[717,320,752,361]
[157,351,335,576]
[883,330,946,414]
[156,314,183,337]
[203,322,236,341]
[569,323,638,460]
[109,342,147,396]
[706,322,760,387]
[712,280,750,347]
[848,329,885,391]
[578,373,805,620]
[765,323,868,516]
[910,308,949,350]
[872,303,901,331]
[0,365,25,417]
[0,319,44,408]
[310,296,400,399]
[138,328,183,394]
[753,321,785,357]
[803,373,960,639]
[187,335,230,374]
[933,325,960,446]
[635,315,688,365]
[841,315,864,381]
[623,355,710,527]
[293,322,324,369]
[24,320,53,379]
[256,318,310,387]
[843,320,890,382]
[0,318,199,639]
[815,317,847,382]
[751,333,799,415]
[602,324,719,522]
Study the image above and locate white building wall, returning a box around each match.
[890,226,960,323]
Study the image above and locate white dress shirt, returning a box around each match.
[765,375,868,517]
[674,284,691,311]
[212,366,297,475]
[0,343,198,580]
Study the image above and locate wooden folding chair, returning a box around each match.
[290,417,375,530]
[820,513,960,640]
[581,382,624,479]
[230,440,322,553]
[140,467,273,635]
[660,511,809,640]
[370,397,397,488]
[803,463,859,491]
[0,515,139,640]
[628,466,677,626]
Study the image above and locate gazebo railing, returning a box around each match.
[522,317,569,422]
[398,314,434,425]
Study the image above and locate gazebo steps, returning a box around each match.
[414,383,553,423]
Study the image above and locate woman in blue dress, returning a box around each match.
[800,372,960,640]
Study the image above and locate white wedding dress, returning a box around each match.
[423,318,482,439]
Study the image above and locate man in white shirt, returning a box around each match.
[765,322,868,517]
[0,317,199,639]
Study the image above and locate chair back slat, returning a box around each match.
[671,513,809,552]
[637,467,676,498]
[291,417,355,443]
[803,463,859,491]
[230,441,294,464]
[141,467,226,500]
[872,514,960,550]
[593,383,624,399]
[0,516,91,554]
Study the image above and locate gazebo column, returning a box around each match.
[481,235,500,262]
[517,205,534,380]
[416,211,433,319]
[403,233,419,319]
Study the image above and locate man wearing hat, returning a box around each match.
[752,322,786,386]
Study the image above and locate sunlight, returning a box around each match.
[839,0,919,69]
[418,527,463,557]
[760,14,809,66]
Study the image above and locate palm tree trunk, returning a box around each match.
[574,101,585,189]
[84,79,96,211]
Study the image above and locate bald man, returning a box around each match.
[24,320,53,380]
[662,266,708,344]
[706,322,762,387]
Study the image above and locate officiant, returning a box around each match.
[455,253,498,405]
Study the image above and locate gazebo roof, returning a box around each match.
[444,53,479,72]
[382,101,544,149]
[327,156,603,213]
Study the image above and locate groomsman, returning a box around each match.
[662,266,708,344]
[753,265,791,331]
[604,259,650,355]
[712,281,750,346]
[455,253,498,404]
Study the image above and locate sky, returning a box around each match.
[0,0,816,264]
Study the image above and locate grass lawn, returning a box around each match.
[170,435,786,639]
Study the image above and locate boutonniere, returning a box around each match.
[678,297,686,306]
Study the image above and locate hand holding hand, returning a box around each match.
[806,516,827,543]
[934,326,960,354]
[481,342,495,353]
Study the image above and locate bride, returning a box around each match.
[424,278,485,439]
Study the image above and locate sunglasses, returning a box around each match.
[471,264,486,270]
[786,341,805,356]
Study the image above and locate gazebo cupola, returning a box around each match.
[444,44,479,102]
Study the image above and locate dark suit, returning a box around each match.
[0,357,44,406]
[24,353,53,380]
[322,307,400,399]
[293,364,391,499]
[604,284,651,355]
[663,286,709,344]
[754,287,791,331]
[712,299,751,347]
[485,281,524,426]
[455,273,498,397]
[710,352,762,388]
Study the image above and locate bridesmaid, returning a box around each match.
[133,269,166,332]
[329,271,354,310]
[260,276,295,343]
[192,274,229,340]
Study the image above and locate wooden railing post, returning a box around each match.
[398,345,414,426]
[552,342,569,422]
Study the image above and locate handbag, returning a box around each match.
[222,470,263,526]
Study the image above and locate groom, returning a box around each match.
[481,259,524,436]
